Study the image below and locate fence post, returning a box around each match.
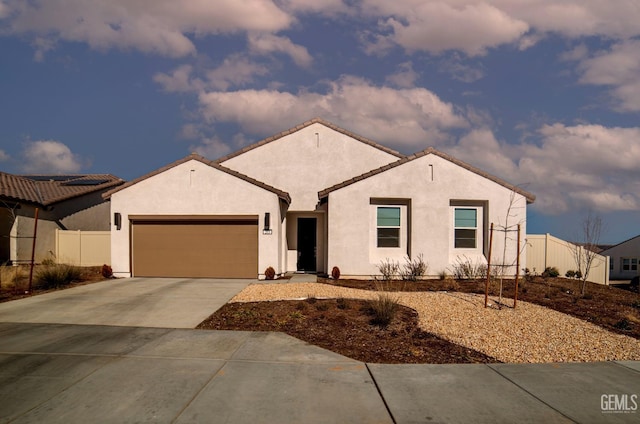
[485,223,494,308]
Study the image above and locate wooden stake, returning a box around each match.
[27,207,39,293]
[485,222,494,308]
[514,224,521,309]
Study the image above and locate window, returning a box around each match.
[622,258,638,271]
[454,208,477,248]
[377,207,400,247]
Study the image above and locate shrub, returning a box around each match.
[264,266,276,280]
[574,270,582,279]
[450,255,487,279]
[368,293,399,327]
[101,264,113,278]
[542,266,560,278]
[376,258,400,281]
[336,297,350,310]
[35,264,82,289]
[331,266,340,280]
[565,270,575,278]
[41,258,56,266]
[614,318,632,331]
[401,254,428,281]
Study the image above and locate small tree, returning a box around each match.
[571,212,603,296]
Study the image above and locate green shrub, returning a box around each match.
[565,270,575,278]
[35,264,82,289]
[368,293,399,327]
[542,267,560,278]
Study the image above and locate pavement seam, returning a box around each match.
[612,361,640,374]
[365,363,397,424]
[170,360,228,424]
[486,364,579,423]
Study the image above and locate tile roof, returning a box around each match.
[102,154,291,204]
[0,172,124,207]
[318,147,536,203]
[215,117,405,163]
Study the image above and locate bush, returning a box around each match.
[35,264,82,289]
[41,258,56,266]
[574,270,582,279]
[565,270,575,278]
[450,255,487,279]
[376,258,400,281]
[331,266,340,280]
[264,266,276,280]
[401,254,428,281]
[101,264,113,278]
[368,293,399,327]
[542,267,560,278]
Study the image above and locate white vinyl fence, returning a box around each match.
[55,229,110,266]
[526,233,609,285]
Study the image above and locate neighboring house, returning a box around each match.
[0,172,124,264]
[600,235,640,280]
[105,118,535,279]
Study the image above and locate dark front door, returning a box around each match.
[297,217,316,272]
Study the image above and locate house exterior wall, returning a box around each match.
[109,159,284,278]
[60,201,111,231]
[326,154,527,277]
[220,123,399,211]
[12,213,60,264]
[601,236,640,280]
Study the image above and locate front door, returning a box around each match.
[297,217,316,272]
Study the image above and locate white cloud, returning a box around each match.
[576,39,640,112]
[21,140,85,173]
[438,54,485,82]
[1,0,292,58]
[0,149,9,161]
[362,1,529,56]
[189,136,232,159]
[197,75,468,147]
[247,33,313,68]
[153,64,204,93]
[386,62,419,88]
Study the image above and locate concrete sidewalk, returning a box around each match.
[1,322,638,423]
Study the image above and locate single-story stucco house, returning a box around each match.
[0,172,124,264]
[600,235,640,280]
[104,118,535,279]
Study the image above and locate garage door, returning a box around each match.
[131,217,258,278]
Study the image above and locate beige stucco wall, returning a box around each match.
[601,236,640,280]
[220,122,400,212]
[109,159,284,278]
[326,154,528,277]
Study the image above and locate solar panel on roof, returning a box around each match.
[26,175,79,182]
[62,179,110,186]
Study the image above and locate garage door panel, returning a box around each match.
[132,220,258,278]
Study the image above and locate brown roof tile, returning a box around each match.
[103,154,291,204]
[215,117,404,163]
[318,147,536,203]
[0,172,124,206]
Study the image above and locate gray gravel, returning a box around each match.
[231,282,640,363]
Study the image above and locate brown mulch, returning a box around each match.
[197,297,499,364]
[320,276,640,340]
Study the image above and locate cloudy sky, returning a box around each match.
[1,0,639,243]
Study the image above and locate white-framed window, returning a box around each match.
[621,258,638,271]
[377,206,401,248]
[454,207,478,249]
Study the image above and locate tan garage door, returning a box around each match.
[131,217,258,278]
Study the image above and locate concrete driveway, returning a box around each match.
[0,278,253,328]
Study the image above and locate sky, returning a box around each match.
[0,0,639,244]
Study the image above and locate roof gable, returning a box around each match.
[103,154,291,204]
[215,117,404,163]
[1,172,124,207]
[600,234,640,254]
[318,147,536,203]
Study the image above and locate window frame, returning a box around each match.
[621,257,638,272]
[376,206,401,248]
[453,207,479,249]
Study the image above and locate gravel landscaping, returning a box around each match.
[229,282,640,364]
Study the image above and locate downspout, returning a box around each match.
[27,207,39,292]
